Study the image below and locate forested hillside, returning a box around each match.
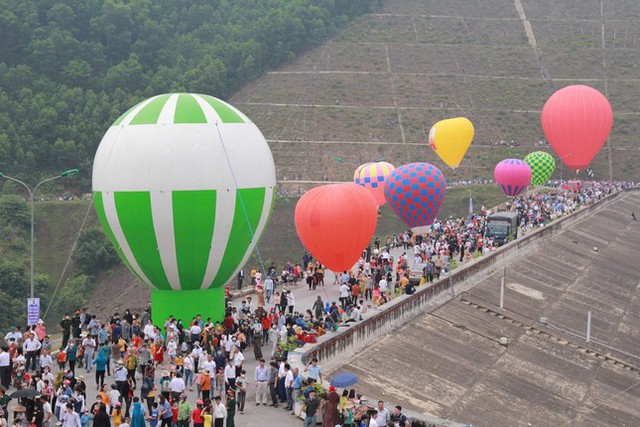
[0,0,379,189]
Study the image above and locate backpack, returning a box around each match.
[160,378,171,393]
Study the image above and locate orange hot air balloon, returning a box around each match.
[428,117,474,169]
[541,85,613,171]
[295,183,378,272]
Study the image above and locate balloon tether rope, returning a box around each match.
[215,122,268,277]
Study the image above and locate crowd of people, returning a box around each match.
[0,180,634,427]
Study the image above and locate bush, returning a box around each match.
[0,195,30,229]
[72,227,119,275]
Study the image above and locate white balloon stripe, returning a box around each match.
[150,191,181,291]
[101,192,154,288]
[157,94,179,125]
[199,189,236,290]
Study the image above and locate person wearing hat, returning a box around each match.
[225,389,236,427]
[199,369,211,401]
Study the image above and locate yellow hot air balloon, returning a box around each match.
[428,117,474,169]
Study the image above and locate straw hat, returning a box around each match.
[161,370,170,376]
[344,402,355,409]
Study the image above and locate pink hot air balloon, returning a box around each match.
[355,161,395,206]
[494,159,532,197]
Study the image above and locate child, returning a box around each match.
[194,369,203,398]
[119,418,130,427]
[147,402,159,427]
[170,401,179,427]
[214,368,225,399]
[57,349,67,371]
[111,402,124,427]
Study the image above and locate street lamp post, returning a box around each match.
[0,169,79,299]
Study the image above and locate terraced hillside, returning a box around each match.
[231,0,640,185]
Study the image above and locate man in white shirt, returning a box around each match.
[61,403,82,427]
[41,395,53,427]
[143,320,156,341]
[254,359,269,405]
[39,350,53,371]
[283,363,294,411]
[0,346,11,389]
[213,396,226,427]
[169,372,186,402]
[376,400,391,425]
[233,348,245,377]
[189,323,201,344]
[23,332,42,372]
[264,277,274,303]
[378,278,388,293]
[339,283,350,309]
[224,363,236,391]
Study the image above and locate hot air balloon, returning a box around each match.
[524,151,555,186]
[295,183,378,272]
[92,93,276,324]
[384,163,446,229]
[353,163,371,186]
[354,161,396,205]
[541,85,613,171]
[428,117,474,169]
[494,159,532,197]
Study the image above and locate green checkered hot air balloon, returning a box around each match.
[524,151,555,186]
[92,94,276,324]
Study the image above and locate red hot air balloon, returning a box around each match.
[494,159,532,197]
[541,85,613,171]
[295,183,378,272]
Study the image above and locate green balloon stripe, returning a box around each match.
[129,94,172,125]
[173,190,217,290]
[93,191,150,287]
[200,95,245,124]
[112,101,143,126]
[114,191,173,290]
[174,94,207,124]
[211,188,265,288]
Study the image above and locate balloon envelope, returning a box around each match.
[92,93,276,322]
[295,183,378,272]
[428,117,474,169]
[524,151,555,186]
[384,163,446,228]
[541,85,613,171]
[354,161,395,206]
[353,163,371,186]
[494,159,532,197]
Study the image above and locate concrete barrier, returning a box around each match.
[297,188,635,370]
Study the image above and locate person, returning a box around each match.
[302,390,320,427]
[0,347,10,390]
[158,396,172,427]
[253,358,268,407]
[129,396,146,427]
[23,332,42,372]
[375,401,390,426]
[224,389,235,427]
[62,403,82,427]
[283,364,294,411]
[200,405,211,427]
[93,353,108,391]
[212,397,226,427]
[392,405,409,427]
[41,395,53,427]
[82,335,96,374]
[322,386,340,427]
[93,404,111,427]
[177,395,190,427]
[267,361,278,408]
[234,370,247,414]
[368,411,380,427]
[147,403,158,427]
[111,403,125,427]
[304,358,323,383]
[191,401,203,427]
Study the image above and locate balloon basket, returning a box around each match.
[151,287,226,326]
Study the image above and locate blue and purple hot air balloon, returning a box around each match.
[494,159,532,197]
[384,163,446,228]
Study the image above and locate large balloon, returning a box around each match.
[524,151,556,186]
[494,159,532,197]
[428,117,474,169]
[541,85,613,171]
[354,161,396,205]
[92,93,276,324]
[384,163,446,229]
[295,183,378,272]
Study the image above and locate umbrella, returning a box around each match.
[9,389,39,399]
[330,372,359,388]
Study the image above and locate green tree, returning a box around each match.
[72,227,119,275]
[0,195,30,229]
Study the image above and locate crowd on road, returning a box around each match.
[0,180,634,427]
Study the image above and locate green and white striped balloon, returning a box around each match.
[92,93,276,294]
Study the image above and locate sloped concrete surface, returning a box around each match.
[337,192,640,426]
